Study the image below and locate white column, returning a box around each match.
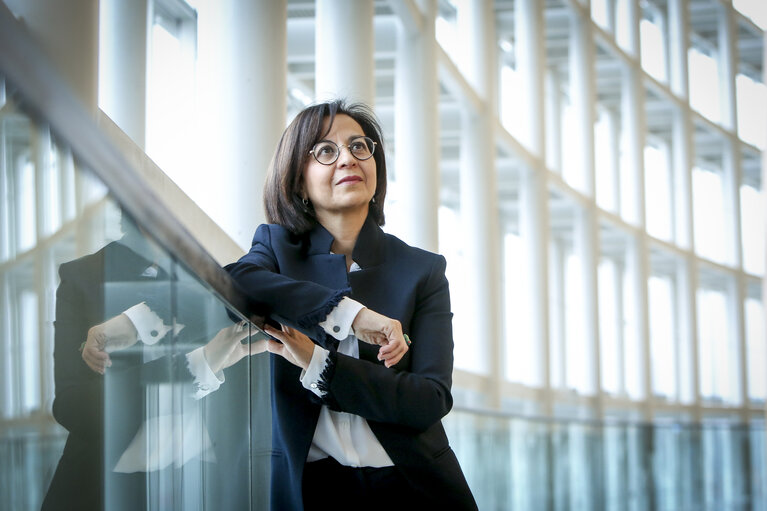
[550,240,567,388]
[719,2,747,414]
[98,0,150,148]
[394,0,439,252]
[605,109,621,214]
[730,274,747,413]
[545,69,562,173]
[3,0,99,112]
[718,3,738,133]
[668,0,689,99]
[315,0,374,105]
[569,6,601,413]
[621,70,646,226]
[613,261,627,396]
[627,234,651,418]
[458,0,502,404]
[575,207,601,404]
[516,0,545,155]
[195,0,287,249]
[677,256,700,418]
[569,7,596,195]
[516,0,551,409]
[623,0,651,418]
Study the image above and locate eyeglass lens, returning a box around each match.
[312,137,375,165]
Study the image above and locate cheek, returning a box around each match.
[303,166,327,197]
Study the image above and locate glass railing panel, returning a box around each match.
[444,410,767,510]
[0,73,270,510]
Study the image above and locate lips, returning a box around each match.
[336,175,363,185]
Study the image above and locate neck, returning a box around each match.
[317,208,368,268]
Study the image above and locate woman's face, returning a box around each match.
[302,114,377,222]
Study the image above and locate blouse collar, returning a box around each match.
[306,215,385,268]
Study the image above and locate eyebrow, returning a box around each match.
[316,134,366,144]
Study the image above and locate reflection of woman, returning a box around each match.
[226,100,477,510]
[42,231,259,511]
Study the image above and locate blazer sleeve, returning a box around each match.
[324,255,454,432]
[225,224,349,342]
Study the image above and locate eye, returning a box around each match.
[315,143,336,155]
[349,140,367,152]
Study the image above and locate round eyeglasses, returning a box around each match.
[308,136,377,165]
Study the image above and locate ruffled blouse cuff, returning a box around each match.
[186,346,225,400]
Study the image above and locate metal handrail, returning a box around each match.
[0,2,253,321]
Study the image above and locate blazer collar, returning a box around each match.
[306,215,385,268]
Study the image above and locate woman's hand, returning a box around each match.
[82,313,139,374]
[203,321,266,374]
[263,325,315,370]
[351,308,408,368]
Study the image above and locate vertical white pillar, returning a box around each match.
[570,6,601,413]
[545,69,563,173]
[3,0,99,112]
[98,0,150,149]
[677,256,700,416]
[762,29,767,427]
[605,109,621,213]
[668,0,689,99]
[517,0,551,409]
[717,6,747,413]
[575,207,601,402]
[550,240,567,389]
[395,0,439,252]
[516,0,545,155]
[621,80,646,227]
[569,8,596,195]
[730,274,747,411]
[196,0,287,249]
[458,0,502,404]
[623,0,651,419]
[613,261,626,396]
[718,4,738,133]
[315,0,374,105]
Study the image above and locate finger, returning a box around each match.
[249,339,268,355]
[83,349,109,374]
[264,326,286,342]
[265,339,285,355]
[266,325,300,348]
[83,346,110,365]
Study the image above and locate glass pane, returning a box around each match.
[741,184,764,275]
[649,276,676,399]
[0,78,266,511]
[640,18,666,82]
[693,167,727,264]
[599,259,621,394]
[440,206,481,373]
[745,297,766,401]
[697,287,737,403]
[688,49,721,123]
[736,74,767,150]
[644,145,673,241]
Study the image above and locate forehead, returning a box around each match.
[321,114,364,138]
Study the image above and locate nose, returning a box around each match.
[336,144,356,166]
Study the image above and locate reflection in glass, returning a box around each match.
[0,85,269,510]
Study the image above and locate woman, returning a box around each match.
[226,100,477,510]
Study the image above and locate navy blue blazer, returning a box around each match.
[226,216,477,510]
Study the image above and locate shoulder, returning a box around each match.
[381,232,447,274]
[57,242,116,280]
[251,223,305,249]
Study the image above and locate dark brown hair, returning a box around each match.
[263,99,387,234]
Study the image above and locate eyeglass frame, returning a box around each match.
[308,136,377,165]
